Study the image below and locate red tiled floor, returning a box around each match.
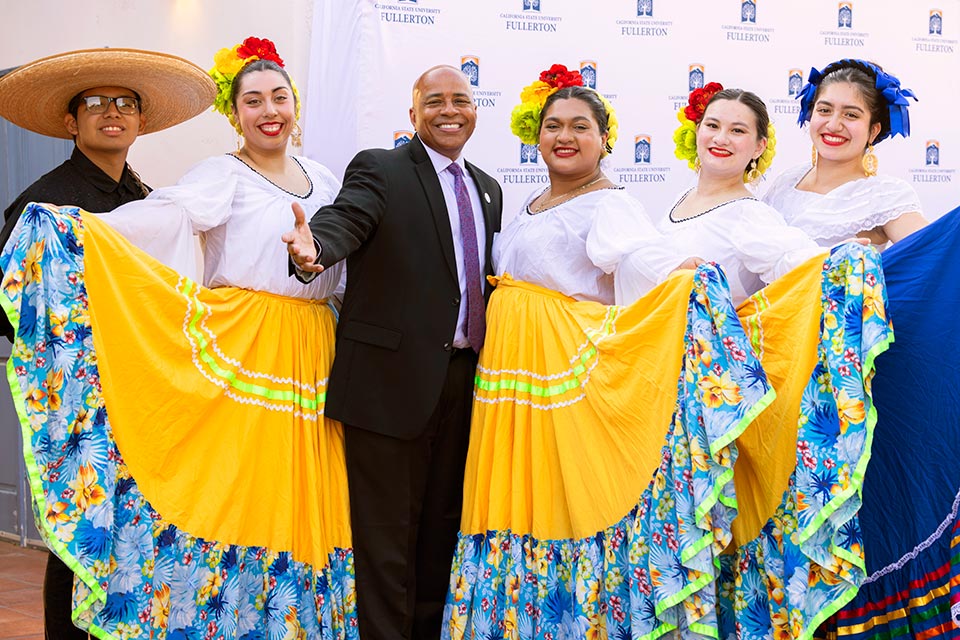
[0,542,44,640]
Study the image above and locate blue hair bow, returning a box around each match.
[795,59,918,143]
[875,69,917,141]
[796,67,822,127]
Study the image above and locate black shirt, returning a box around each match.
[1,146,150,339]
[1,146,150,243]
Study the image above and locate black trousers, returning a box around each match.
[44,551,87,639]
[344,348,477,640]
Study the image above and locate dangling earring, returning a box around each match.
[236,133,244,153]
[291,122,303,148]
[746,158,761,183]
[861,144,878,177]
[694,156,701,172]
[811,145,818,168]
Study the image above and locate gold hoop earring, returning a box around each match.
[291,122,303,148]
[811,145,818,168]
[236,133,243,153]
[746,158,761,183]
[861,145,878,177]
[694,156,701,172]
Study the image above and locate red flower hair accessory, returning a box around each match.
[684,82,724,123]
[236,37,284,67]
[539,64,584,90]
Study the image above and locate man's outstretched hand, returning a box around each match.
[283,202,324,273]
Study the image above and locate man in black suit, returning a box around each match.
[284,65,502,640]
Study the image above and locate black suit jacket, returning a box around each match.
[308,135,502,438]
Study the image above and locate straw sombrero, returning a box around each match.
[0,48,216,139]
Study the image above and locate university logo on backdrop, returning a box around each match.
[910,139,953,183]
[788,69,803,97]
[615,133,669,183]
[503,0,560,32]
[912,8,955,52]
[821,1,865,46]
[838,2,853,29]
[461,55,501,107]
[620,0,671,39]
[580,61,598,89]
[770,68,802,116]
[394,130,413,148]
[724,0,773,42]
[927,140,940,166]
[461,56,479,87]
[377,0,439,26]
[521,143,539,164]
[689,64,705,91]
[930,10,943,35]
[635,135,652,164]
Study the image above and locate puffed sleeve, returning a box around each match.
[587,191,680,304]
[98,156,238,279]
[759,164,805,212]
[731,201,825,284]
[836,174,923,233]
[586,191,677,276]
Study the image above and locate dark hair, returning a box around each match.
[814,61,887,145]
[539,86,611,152]
[704,88,770,143]
[230,59,297,112]
[67,89,143,118]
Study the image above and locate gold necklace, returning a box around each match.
[531,172,606,213]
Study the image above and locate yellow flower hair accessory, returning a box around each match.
[596,93,619,156]
[209,36,299,134]
[509,64,618,156]
[754,123,776,180]
[673,109,699,170]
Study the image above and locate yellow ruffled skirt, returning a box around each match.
[4,205,355,638]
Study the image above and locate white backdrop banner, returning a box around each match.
[304,0,960,227]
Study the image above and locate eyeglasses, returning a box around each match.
[79,95,140,115]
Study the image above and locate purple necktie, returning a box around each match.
[446,162,485,352]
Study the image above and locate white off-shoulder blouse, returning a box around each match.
[618,191,825,305]
[762,163,923,247]
[99,154,345,300]
[493,187,678,305]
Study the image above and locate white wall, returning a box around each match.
[0,0,315,188]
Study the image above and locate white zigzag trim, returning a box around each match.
[177,276,326,410]
[473,389,588,411]
[863,483,960,584]
[223,389,324,420]
[473,307,620,411]
[476,307,619,381]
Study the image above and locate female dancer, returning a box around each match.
[763,59,927,246]
[2,37,356,639]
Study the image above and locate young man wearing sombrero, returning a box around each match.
[0,47,214,639]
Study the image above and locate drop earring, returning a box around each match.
[861,145,878,177]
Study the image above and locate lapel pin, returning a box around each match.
[484,193,491,204]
